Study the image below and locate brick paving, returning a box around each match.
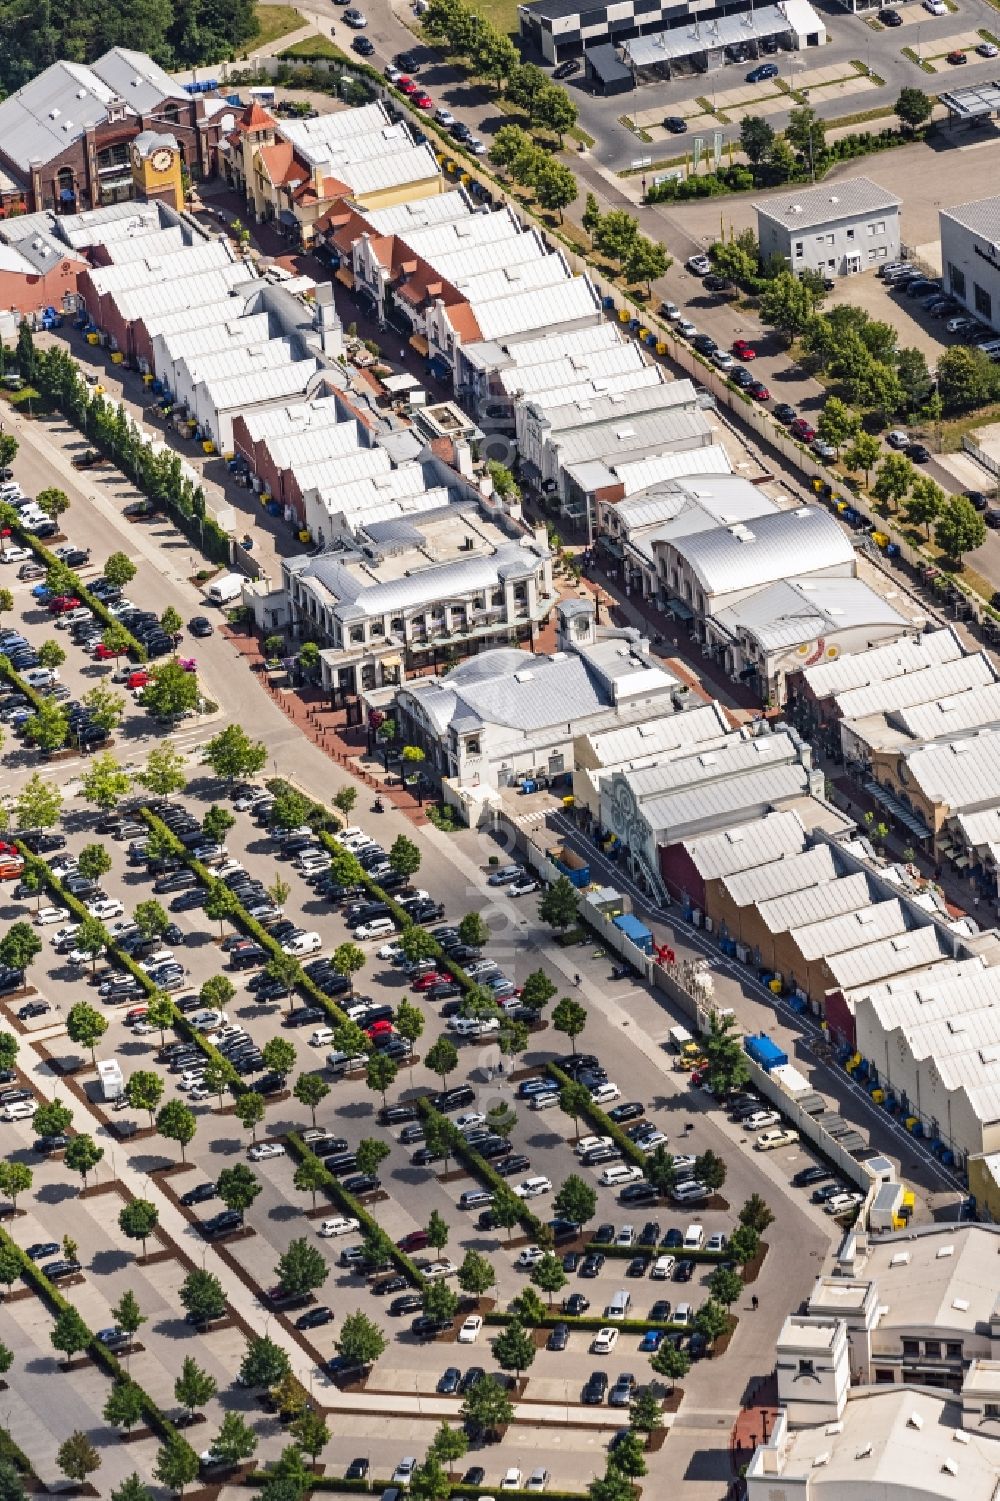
[729,1373,780,1477]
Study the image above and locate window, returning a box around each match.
[946,1343,963,1361]
[985,1404,1000,1420]
[902,1339,920,1357]
[975,283,993,320]
[846,228,855,241]
[875,220,885,233]
[950,264,966,298]
[924,1341,942,1360]
[868,249,878,262]
[798,1359,815,1377]
[874,1369,895,1384]
[349,627,364,644]
[794,241,803,258]
[877,246,887,258]
[826,234,835,245]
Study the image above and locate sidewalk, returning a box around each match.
[730,1373,779,1476]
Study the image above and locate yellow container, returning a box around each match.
[110,351,123,364]
[202,440,215,455]
[656,341,668,355]
[618,307,629,323]
[298,530,311,544]
[872,531,889,549]
[86,333,100,345]
[142,373,154,385]
[871,1088,885,1105]
[94,385,105,396]
[768,978,781,994]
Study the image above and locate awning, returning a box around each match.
[429,355,452,378]
[335,266,354,289]
[380,654,402,669]
[863,780,932,841]
[665,596,694,622]
[409,333,430,356]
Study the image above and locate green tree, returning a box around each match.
[708,1264,744,1307]
[160,605,184,640]
[539,875,579,933]
[217,1163,262,1218]
[458,911,490,948]
[37,639,66,671]
[137,745,188,796]
[739,114,775,166]
[429,1420,468,1478]
[489,123,532,176]
[630,1387,663,1435]
[427,1208,450,1255]
[293,1069,330,1125]
[337,1309,388,1367]
[650,1339,690,1390]
[426,1036,459,1087]
[262,1036,296,1082]
[554,1172,598,1225]
[759,271,821,340]
[263,953,300,1009]
[0,1245,22,1293]
[461,1373,514,1439]
[694,1149,727,1191]
[332,940,366,994]
[66,999,108,1062]
[156,1099,197,1162]
[36,486,70,523]
[356,1137,390,1179]
[400,925,438,963]
[457,1249,495,1302]
[293,1153,329,1211]
[73,915,109,973]
[701,1008,749,1096]
[112,1288,146,1345]
[936,493,986,560]
[133,899,169,941]
[739,1194,775,1233]
[81,683,125,733]
[208,1411,257,1467]
[533,83,577,142]
[694,1297,729,1344]
[202,804,235,843]
[491,1184,523,1243]
[153,1432,199,1495]
[0,1161,32,1210]
[531,1252,567,1307]
[118,1198,159,1257]
[843,430,881,485]
[0,922,41,982]
[51,1305,91,1364]
[785,104,826,165]
[33,1098,73,1138]
[896,85,933,130]
[23,699,68,754]
[645,1144,676,1196]
[410,1457,450,1501]
[126,1069,164,1127]
[606,1431,647,1480]
[709,227,760,288]
[174,1356,217,1419]
[816,396,860,456]
[104,552,138,588]
[594,209,640,268]
[332,784,358,820]
[389,833,422,879]
[624,235,670,293]
[534,159,579,221]
[423,1280,458,1328]
[239,1334,291,1390]
[14,772,62,831]
[583,192,602,243]
[904,474,946,537]
[65,1133,103,1186]
[366,1051,398,1107]
[728,1224,761,1267]
[56,1432,100,1487]
[510,1283,546,1325]
[179,1268,227,1326]
[897,346,933,412]
[395,998,424,1074]
[937,344,999,414]
[289,1405,329,1467]
[104,1378,145,1432]
[111,1475,153,1501]
[141,661,200,720]
[552,996,587,1053]
[204,881,239,938]
[559,1081,592,1145]
[99,622,133,660]
[202,724,267,783]
[872,451,914,512]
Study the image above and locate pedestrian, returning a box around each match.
[399,349,406,362]
[751,1293,759,1311]
[574,972,582,986]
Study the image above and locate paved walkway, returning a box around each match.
[730,1374,780,1476]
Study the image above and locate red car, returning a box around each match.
[412,971,446,991]
[398,1229,429,1252]
[412,92,434,110]
[47,595,79,614]
[748,381,770,402]
[365,1019,394,1039]
[126,670,150,689]
[94,641,127,660]
[790,416,816,442]
[396,76,417,93]
[732,339,756,361]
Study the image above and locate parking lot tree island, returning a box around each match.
[217,1163,263,1220]
[65,1134,103,1187]
[137,745,188,797]
[118,1198,159,1259]
[180,1268,227,1327]
[336,1309,388,1368]
[202,724,268,785]
[80,753,132,811]
[552,996,588,1053]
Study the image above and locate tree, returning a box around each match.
[118,1198,159,1258]
[66,999,108,1063]
[157,1099,197,1162]
[133,899,169,942]
[872,451,914,512]
[36,486,70,524]
[261,1036,295,1084]
[624,235,670,294]
[759,272,821,340]
[552,996,587,1053]
[179,1268,227,1326]
[112,1289,146,1347]
[694,1297,729,1344]
[490,123,532,176]
[160,605,184,640]
[0,1161,31,1210]
[104,552,138,588]
[897,345,933,411]
[511,1280,547,1323]
[401,925,438,963]
[896,85,933,130]
[694,1149,727,1191]
[423,1279,458,1325]
[293,1154,329,1212]
[204,881,239,938]
[202,724,267,784]
[82,683,125,734]
[65,1133,103,1186]
[0,1034,16,1073]
[0,922,41,982]
[293,1070,330,1125]
[33,1098,73,1138]
[0,1245,22,1293]
[24,699,69,754]
[389,834,421,879]
[904,474,946,537]
[427,1208,450,1256]
[843,430,881,485]
[175,1356,217,1419]
[937,344,999,414]
[409,1457,449,1501]
[153,1432,199,1496]
[337,1310,387,1367]
[202,804,235,843]
[816,396,859,456]
[553,1172,598,1226]
[531,1252,567,1307]
[138,745,188,796]
[332,940,366,994]
[51,1305,91,1364]
[57,1432,100,1487]
[209,1411,258,1467]
[457,1249,495,1302]
[458,911,490,948]
[13,867,41,911]
[37,639,66,672]
[650,1339,690,1390]
[606,1431,647,1480]
[72,915,109,972]
[558,1080,592,1141]
[461,1373,514,1439]
[104,1378,145,1432]
[785,105,826,165]
[394,998,424,1073]
[701,1008,749,1097]
[125,1069,163,1127]
[539,875,579,933]
[936,493,986,561]
[594,209,640,268]
[645,1145,676,1196]
[728,1224,761,1267]
[111,1476,154,1501]
[217,1163,262,1219]
[289,1406,329,1467]
[429,1420,468,1478]
[365,1051,398,1108]
[492,1184,523,1243]
[739,114,775,166]
[708,1264,744,1308]
[240,1334,291,1390]
[99,621,133,660]
[14,773,62,831]
[739,1194,775,1234]
[426,1036,459,1087]
[355,1137,390,1179]
[141,661,200,720]
[263,954,300,1009]
[534,159,578,221]
[333,785,358,820]
[630,1387,663,1435]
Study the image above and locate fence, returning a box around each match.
[963,433,1000,482]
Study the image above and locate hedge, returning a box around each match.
[0,652,50,717]
[0,1425,34,1479]
[545,1062,649,1171]
[285,1131,426,1289]
[248,1475,588,1501]
[415,1098,542,1239]
[4,512,147,661]
[0,1224,178,1444]
[483,1308,694,1335]
[581,1242,727,1264]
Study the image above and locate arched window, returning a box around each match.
[56,166,75,206]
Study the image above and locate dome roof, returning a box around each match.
[445,649,534,686]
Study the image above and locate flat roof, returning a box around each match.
[803,626,962,698]
[684,809,808,881]
[754,175,901,233]
[938,86,1000,122]
[623,4,797,65]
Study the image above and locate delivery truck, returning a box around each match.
[206,572,244,606]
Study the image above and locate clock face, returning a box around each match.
[151,148,173,172]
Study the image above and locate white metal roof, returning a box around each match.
[532,378,698,434]
[892,681,1000,744]
[904,725,1000,813]
[157,313,273,369]
[267,420,366,469]
[722,845,840,907]
[584,701,728,770]
[348,144,441,198]
[755,871,874,935]
[829,925,948,992]
[239,396,344,444]
[502,341,650,400]
[363,190,473,235]
[684,809,807,881]
[115,265,257,325]
[835,652,997,721]
[470,276,600,343]
[672,505,854,598]
[791,898,910,962]
[802,625,962,698]
[615,445,733,494]
[637,762,811,842]
[716,576,910,655]
[142,285,262,344]
[308,448,395,497]
[755,175,900,233]
[393,205,522,259]
[94,225,185,263]
[199,358,319,412]
[86,239,235,295]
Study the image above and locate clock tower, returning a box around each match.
[130,130,183,212]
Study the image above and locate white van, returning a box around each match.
[672,1180,711,1205]
[683,1223,705,1250]
[673,1302,692,1326]
[206,572,244,606]
[605,1290,631,1319]
[651,1254,676,1280]
[309,1027,335,1048]
[590,1082,622,1106]
[326,1050,368,1075]
[600,1164,643,1187]
[528,1091,558,1111]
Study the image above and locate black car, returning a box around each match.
[396,50,419,70]
[495,1153,532,1178]
[372,1275,408,1297]
[26,1241,59,1261]
[639,1221,661,1247]
[251,1071,285,1096]
[553,57,580,79]
[731,366,756,389]
[966,491,989,512]
[18,1001,49,1020]
[284,1007,325,1029]
[201,1209,244,1238]
[181,1182,218,1207]
[438,1366,462,1394]
[649,1299,672,1322]
[352,35,375,53]
[345,1459,370,1482]
[389,1293,423,1316]
[906,442,931,463]
[773,403,797,424]
[702,274,731,293]
[43,1259,83,1280]
[582,1371,608,1405]
[563,1293,591,1314]
[547,1322,570,1351]
[792,1164,833,1188]
[34,1135,69,1154]
[674,1259,695,1282]
[692,333,718,355]
[608,1102,644,1124]
[663,115,688,133]
[410,1315,451,1339]
[626,1256,648,1278]
[189,616,214,637]
[343,1173,380,1195]
[620,1182,658,1205]
[296,1305,334,1330]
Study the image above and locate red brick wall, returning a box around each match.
[0,258,82,316]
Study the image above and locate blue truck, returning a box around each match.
[744,1034,788,1073]
[612,913,653,956]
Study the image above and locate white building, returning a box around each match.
[756,177,901,279]
[940,196,1000,333]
